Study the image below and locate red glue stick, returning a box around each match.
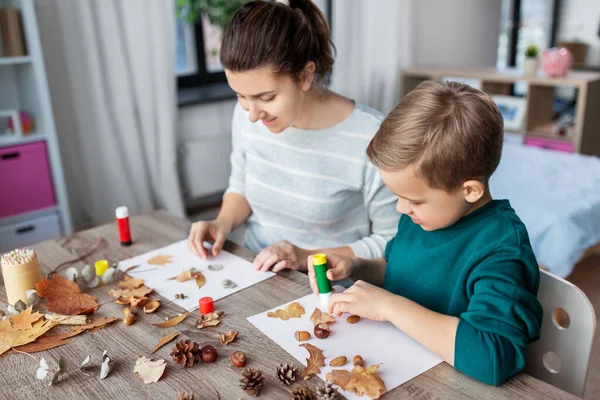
[116,206,132,246]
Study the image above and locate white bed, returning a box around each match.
[490,141,600,278]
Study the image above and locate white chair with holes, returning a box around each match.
[525,269,597,397]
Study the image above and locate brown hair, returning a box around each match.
[366,81,504,191]
[220,0,334,83]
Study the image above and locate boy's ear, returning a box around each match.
[462,180,486,203]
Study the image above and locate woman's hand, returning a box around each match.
[253,241,309,272]
[328,280,395,322]
[187,219,231,258]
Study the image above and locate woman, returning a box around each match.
[187,0,398,272]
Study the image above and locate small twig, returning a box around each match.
[45,314,90,325]
[48,237,106,277]
[199,377,220,400]
[11,347,38,361]
[127,267,158,275]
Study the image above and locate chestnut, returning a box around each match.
[200,344,218,363]
[314,323,330,339]
[231,351,247,367]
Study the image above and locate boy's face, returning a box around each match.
[378,166,473,231]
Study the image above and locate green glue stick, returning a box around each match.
[313,254,332,310]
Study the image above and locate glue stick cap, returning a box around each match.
[199,297,214,314]
[116,206,129,219]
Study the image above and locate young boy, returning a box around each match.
[307,81,543,386]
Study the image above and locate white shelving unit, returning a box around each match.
[0,0,71,251]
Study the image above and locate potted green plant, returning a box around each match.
[524,44,539,76]
[176,0,248,29]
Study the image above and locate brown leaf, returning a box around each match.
[152,312,188,328]
[195,272,206,289]
[134,357,166,383]
[119,276,144,289]
[197,311,224,329]
[326,364,386,399]
[299,343,326,380]
[147,254,173,266]
[143,300,161,314]
[169,270,193,282]
[217,330,238,345]
[310,308,335,326]
[152,331,180,353]
[36,275,99,315]
[267,302,305,320]
[11,330,83,353]
[10,306,44,330]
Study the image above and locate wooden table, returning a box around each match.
[0,211,577,399]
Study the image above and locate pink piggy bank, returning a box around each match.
[541,47,573,77]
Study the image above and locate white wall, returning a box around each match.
[412,0,503,67]
[557,0,600,66]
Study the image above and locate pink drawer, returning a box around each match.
[0,141,56,218]
[525,137,573,153]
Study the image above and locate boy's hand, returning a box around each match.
[187,219,231,258]
[328,280,394,322]
[307,253,360,294]
[253,241,309,272]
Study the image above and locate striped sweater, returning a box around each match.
[225,102,399,258]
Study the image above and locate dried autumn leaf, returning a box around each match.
[218,330,238,345]
[143,300,161,314]
[108,284,153,299]
[299,343,326,380]
[0,318,55,357]
[326,364,386,399]
[12,330,81,354]
[310,308,335,326]
[267,302,305,320]
[152,312,189,328]
[147,254,173,266]
[36,275,99,315]
[152,331,180,353]
[130,297,148,308]
[70,317,119,333]
[195,272,206,289]
[197,310,224,329]
[10,306,43,330]
[119,276,144,289]
[134,357,166,384]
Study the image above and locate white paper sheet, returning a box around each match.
[118,239,274,311]
[247,287,442,399]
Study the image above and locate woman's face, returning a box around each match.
[225,64,313,133]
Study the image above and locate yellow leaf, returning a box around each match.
[147,254,173,266]
[268,302,305,320]
[10,306,44,330]
[152,312,189,328]
[310,307,335,326]
[195,272,206,289]
[326,364,386,399]
[152,331,179,353]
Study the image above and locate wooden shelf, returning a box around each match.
[0,56,32,66]
[401,66,600,156]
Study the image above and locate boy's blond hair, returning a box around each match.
[366,81,504,191]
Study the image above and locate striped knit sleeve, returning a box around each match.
[348,162,399,258]
[224,103,246,197]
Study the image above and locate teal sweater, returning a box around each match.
[383,200,543,385]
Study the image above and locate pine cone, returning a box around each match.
[291,385,315,400]
[316,382,339,400]
[276,363,298,386]
[240,368,264,397]
[176,392,194,400]
[170,339,201,368]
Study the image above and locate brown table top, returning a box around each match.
[0,210,577,399]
